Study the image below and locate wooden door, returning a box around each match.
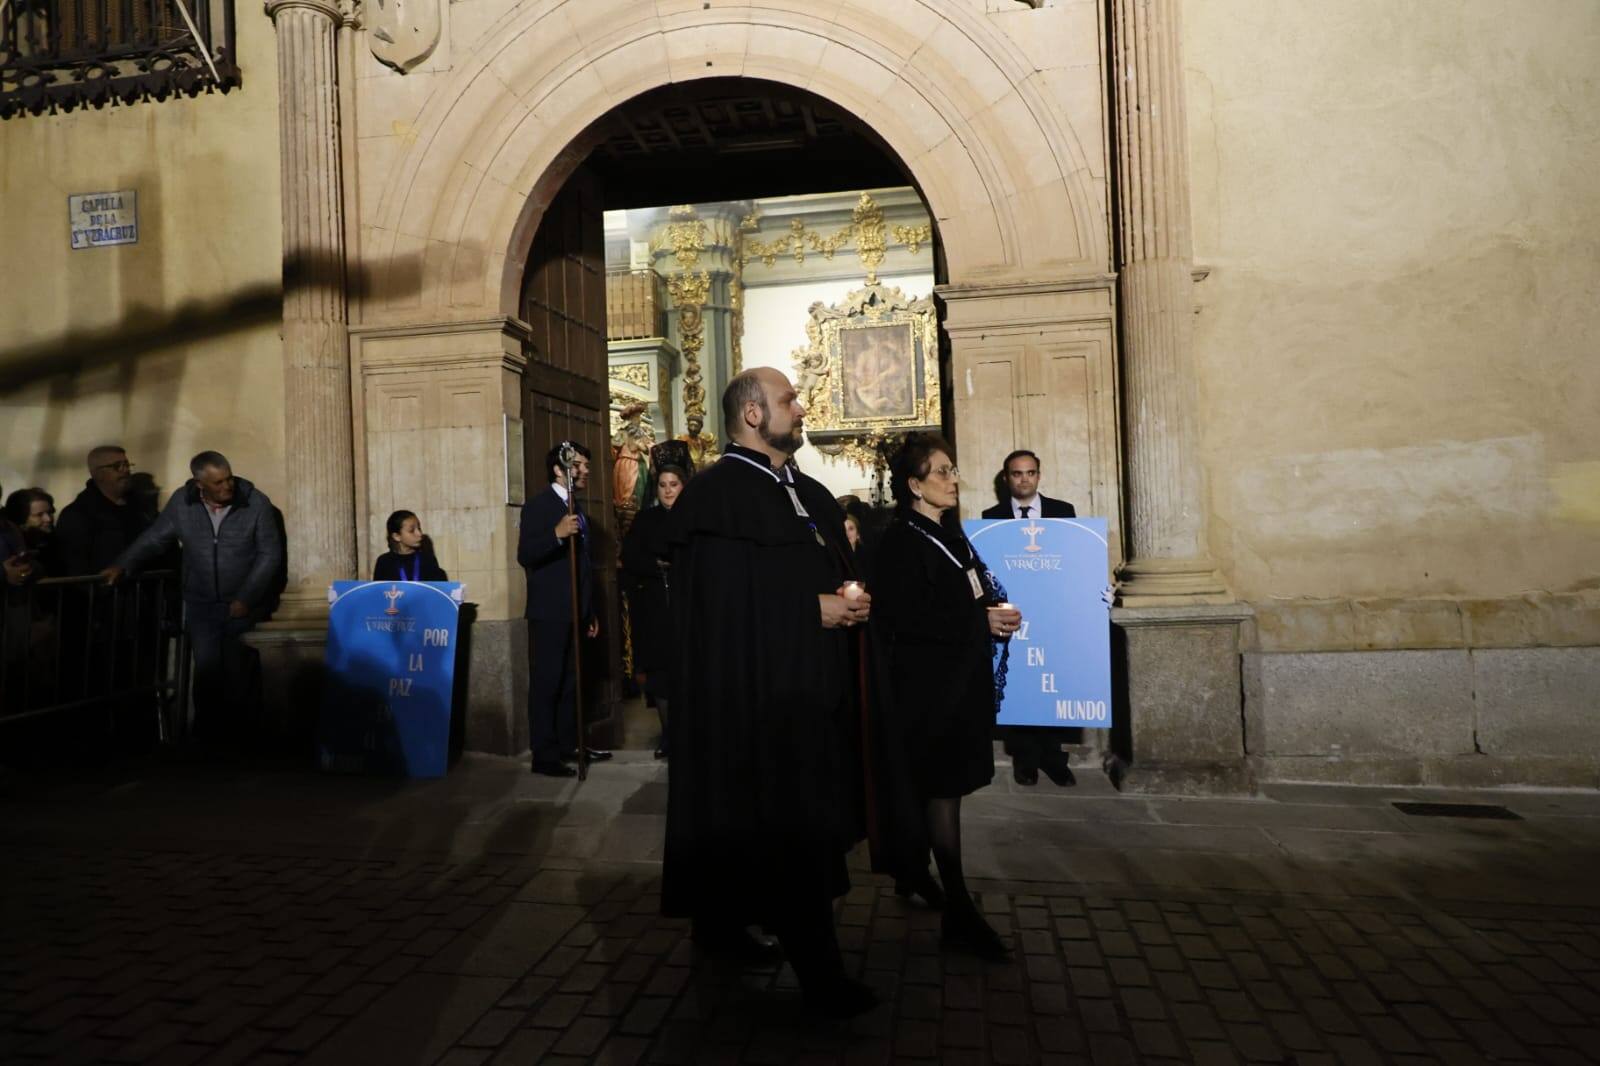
[519,166,623,744]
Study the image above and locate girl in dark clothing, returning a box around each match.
[621,464,687,758]
[372,510,448,582]
[870,434,1022,961]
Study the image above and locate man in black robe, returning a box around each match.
[663,367,877,1018]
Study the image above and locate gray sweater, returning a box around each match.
[117,477,284,611]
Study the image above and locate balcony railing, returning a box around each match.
[1,0,239,118]
[606,269,668,342]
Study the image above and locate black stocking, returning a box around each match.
[927,796,976,917]
[654,697,669,752]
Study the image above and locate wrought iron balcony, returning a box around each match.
[1,0,239,118]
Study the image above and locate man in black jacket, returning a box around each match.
[517,442,610,776]
[54,445,155,575]
[106,451,283,745]
[982,449,1078,787]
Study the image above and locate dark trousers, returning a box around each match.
[186,602,259,744]
[1004,726,1072,775]
[528,617,578,761]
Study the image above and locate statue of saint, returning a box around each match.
[676,412,718,471]
[612,403,654,534]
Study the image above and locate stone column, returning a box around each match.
[1111,0,1226,605]
[265,0,357,615]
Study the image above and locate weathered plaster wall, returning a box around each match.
[1185,2,1600,616]
[0,15,285,506]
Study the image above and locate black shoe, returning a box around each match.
[1013,765,1039,786]
[1040,760,1077,788]
[894,870,946,910]
[803,976,880,1019]
[653,748,667,760]
[942,909,1011,962]
[692,923,783,967]
[563,748,613,762]
[531,760,577,777]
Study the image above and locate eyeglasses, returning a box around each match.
[94,460,133,473]
[928,465,960,481]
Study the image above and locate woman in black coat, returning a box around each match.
[620,464,687,758]
[870,434,1021,960]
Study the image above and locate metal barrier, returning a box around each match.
[0,570,188,742]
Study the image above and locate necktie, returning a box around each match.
[1020,505,1031,518]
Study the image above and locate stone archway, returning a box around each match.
[338,4,1130,753]
[359,2,1109,322]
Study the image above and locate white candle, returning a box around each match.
[988,601,1014,611]
[842,581,865,602]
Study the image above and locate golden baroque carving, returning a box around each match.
[668,267,711,422]
[738,193,926,284]
[790,279,941,472]
[608,363,652,389]
[661,205,706,271]
[892,223,933,257]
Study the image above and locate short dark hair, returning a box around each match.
[721,371,767,432]
[1001,449,1040,473]
[3,487,52,526]
[189,450,231,478]
[889,432,956,508]
[545,441,592,482]
[86,444,126,470]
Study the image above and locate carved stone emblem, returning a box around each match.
[369,0,440,74]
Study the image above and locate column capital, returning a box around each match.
[264,0,341,24]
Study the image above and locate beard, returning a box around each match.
[758,410,804,454]
[760,422,804,455]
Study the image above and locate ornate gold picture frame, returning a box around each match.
[792,280,940,466]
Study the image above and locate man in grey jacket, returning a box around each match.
[106,451,284,743]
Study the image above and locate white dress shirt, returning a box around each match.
[1011,494,1041,519]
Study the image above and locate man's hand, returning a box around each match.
[819,591,872,629]
[837,584,870,624]
[99,565,124,585]
[987,605,1022,638]
[3,555,32,587]
[229,600,249,620]
[586,618,600,639]
[555,514,581,540]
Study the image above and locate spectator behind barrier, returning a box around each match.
[105,452,283,746]
[4,488,56,576]
[373,510,448,582]
[54,445,155,576]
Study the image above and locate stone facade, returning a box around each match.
[1,1,1596,785]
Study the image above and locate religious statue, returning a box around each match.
[612,402,654,537]
[675,412,718,471]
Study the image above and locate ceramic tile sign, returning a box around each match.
[965,517,1113,728]
[69,190,138,249]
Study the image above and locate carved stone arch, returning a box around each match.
[362,1,1108,321]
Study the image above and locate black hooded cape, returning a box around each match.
[661,446,864,921]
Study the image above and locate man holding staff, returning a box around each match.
[519,442,610,777]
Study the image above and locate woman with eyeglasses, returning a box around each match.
[867,433,1021,961]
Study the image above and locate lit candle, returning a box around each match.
[842,581,865,602]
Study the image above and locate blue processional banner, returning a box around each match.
[319,580,464,777]
[963,518,1112,729]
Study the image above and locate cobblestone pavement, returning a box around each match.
[3,753,1599,1065]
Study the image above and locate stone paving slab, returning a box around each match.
[3,754,1599,1064]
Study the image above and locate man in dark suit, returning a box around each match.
[982,449,1078,788]
[518,442,611,776]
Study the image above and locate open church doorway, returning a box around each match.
[515,78,949,752]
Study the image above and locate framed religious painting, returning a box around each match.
[791,280,941,467]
